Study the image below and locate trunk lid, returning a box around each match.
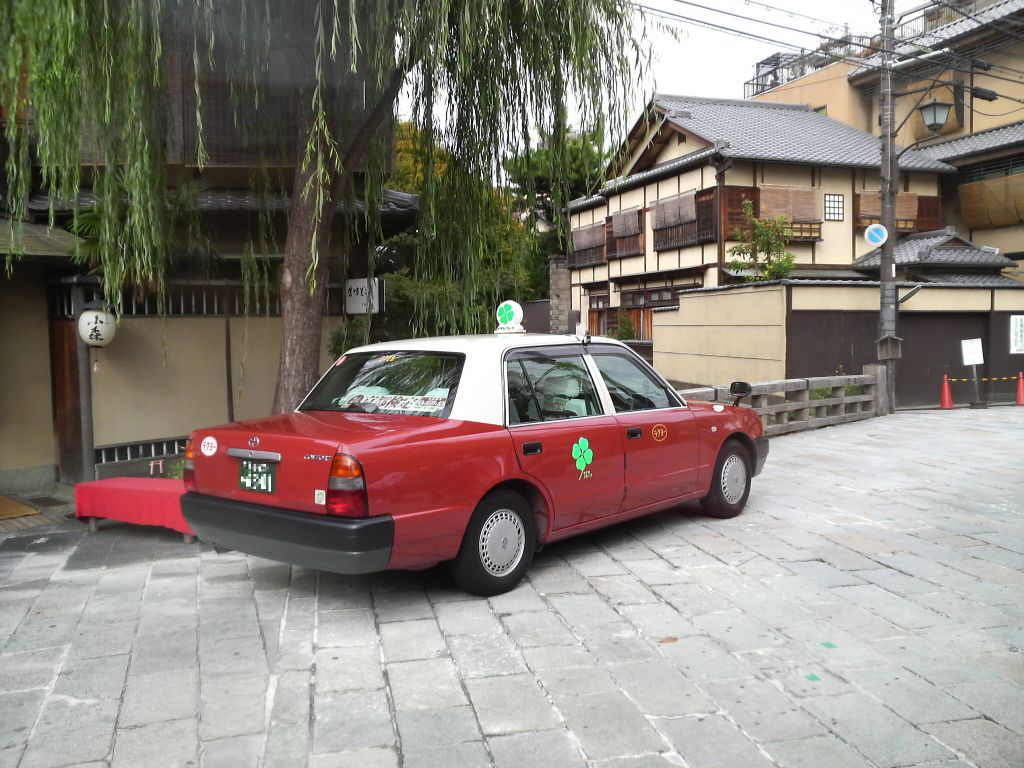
[190,411,439,514]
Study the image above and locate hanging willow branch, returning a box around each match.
[2,0,647,332]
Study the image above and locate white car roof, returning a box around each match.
[340,333,633,425]
[346,333,627,356]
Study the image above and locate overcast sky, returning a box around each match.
[635,0,926,103]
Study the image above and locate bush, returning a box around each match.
[614,310,638,340]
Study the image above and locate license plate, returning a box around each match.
[239,460,276,494]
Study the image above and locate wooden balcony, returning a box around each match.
[568,246,606,269]
[652,189,717,251]
[854,193,943,233]
[787,221,822,241]
[613,234,644,258]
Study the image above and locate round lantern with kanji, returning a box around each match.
[77,306,117,347]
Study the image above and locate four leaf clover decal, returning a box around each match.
[497,302,515,325]
[572,437,594,478]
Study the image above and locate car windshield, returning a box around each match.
[299,351,463,417]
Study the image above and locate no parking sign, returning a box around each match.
[865,224,888,247]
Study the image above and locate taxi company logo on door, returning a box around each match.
[572,437,594,480]
[652,424,668,442]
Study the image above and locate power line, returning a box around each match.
[713,0,843,30]
[635,3,1024,108]
[663,0,1024,82]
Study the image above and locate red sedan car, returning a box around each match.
[181,333,767,595]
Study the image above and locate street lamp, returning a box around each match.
[918,99,953,135]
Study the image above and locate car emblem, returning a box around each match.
[652,424,668,442]
[248,436,260,449]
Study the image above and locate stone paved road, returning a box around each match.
[1,409,1023,768]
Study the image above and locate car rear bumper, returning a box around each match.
[181,492,393,574]
[753,437,769,476]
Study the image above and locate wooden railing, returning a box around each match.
[787,221,822,241]
[678,365,884,437]
[568,247,606,268]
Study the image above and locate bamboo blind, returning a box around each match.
[652,192,697,229]
[758,186,822,222]
[612,208,642,237]
[857,192,918,219]
[958,176,1024,230]
[571,222,605,251]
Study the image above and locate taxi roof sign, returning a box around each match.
[495,300,525,334]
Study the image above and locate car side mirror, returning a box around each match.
[729,381,752,406]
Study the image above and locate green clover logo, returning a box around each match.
[572,437,594,476]
[497,302,515,325]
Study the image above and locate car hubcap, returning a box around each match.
[720,454,747,505]
[479,509,525,577]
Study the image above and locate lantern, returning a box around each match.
[918,99,953,134]
[77,305,117,347]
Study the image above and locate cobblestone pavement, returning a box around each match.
[1,409,1023,768]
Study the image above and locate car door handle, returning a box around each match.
[522,442,543,455]
[626,428,643,439]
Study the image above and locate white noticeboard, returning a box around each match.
[1012,315,1024,355]
[961,338,984,367]
[345,278,384,315]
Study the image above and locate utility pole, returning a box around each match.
[877,0,900,414]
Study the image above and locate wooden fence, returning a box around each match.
[678,364,886,437]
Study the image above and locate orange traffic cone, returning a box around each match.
[940,374,955,410]
[1016,371,1024,406]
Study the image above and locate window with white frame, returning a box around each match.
[824,193,844,221]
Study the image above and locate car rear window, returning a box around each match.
[299,351,463,418]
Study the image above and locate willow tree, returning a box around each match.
[1,0,645,411]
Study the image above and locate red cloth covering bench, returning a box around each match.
[75,477,194,536]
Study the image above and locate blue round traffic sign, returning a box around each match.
[865,223,888,246]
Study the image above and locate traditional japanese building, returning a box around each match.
[565,95,954,337]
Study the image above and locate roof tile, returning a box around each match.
[655,95,953,173]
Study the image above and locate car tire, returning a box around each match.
[450,490,536,596]
[700,440,751,519]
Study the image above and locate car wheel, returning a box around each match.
[700,440,751,519]
[450,490,536,596]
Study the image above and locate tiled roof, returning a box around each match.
[28,189,419,217]
[923,271,1023,286]
[0,218,83,257]
[916,120,1024,162]
[853,228,1015,269]
[655,95,953,173]
[852,0,1024,77]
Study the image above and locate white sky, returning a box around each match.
[635,0,921,103]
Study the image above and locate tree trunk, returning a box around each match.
[270,56,407,413]
[272,159,336,413]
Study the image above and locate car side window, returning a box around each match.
[591,352,675,413]
[506,361,542,425]
[506,352,602,424]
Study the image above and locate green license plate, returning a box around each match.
[239,460,276,494]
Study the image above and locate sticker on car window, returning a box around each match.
[572,437,594,480]
[345,393,448,413]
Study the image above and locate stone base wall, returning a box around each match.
[549,255,571,334]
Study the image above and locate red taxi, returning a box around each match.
[181,315,768,595]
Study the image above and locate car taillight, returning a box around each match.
[183,438,196,491]
[326,453,368,517]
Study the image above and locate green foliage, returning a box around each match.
[504,127,608,300]
[727,200,797,282]
[504,126,608,226]
[2,0,646,336]
[613,310,638,340]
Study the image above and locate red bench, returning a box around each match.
[76,478,195,541]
